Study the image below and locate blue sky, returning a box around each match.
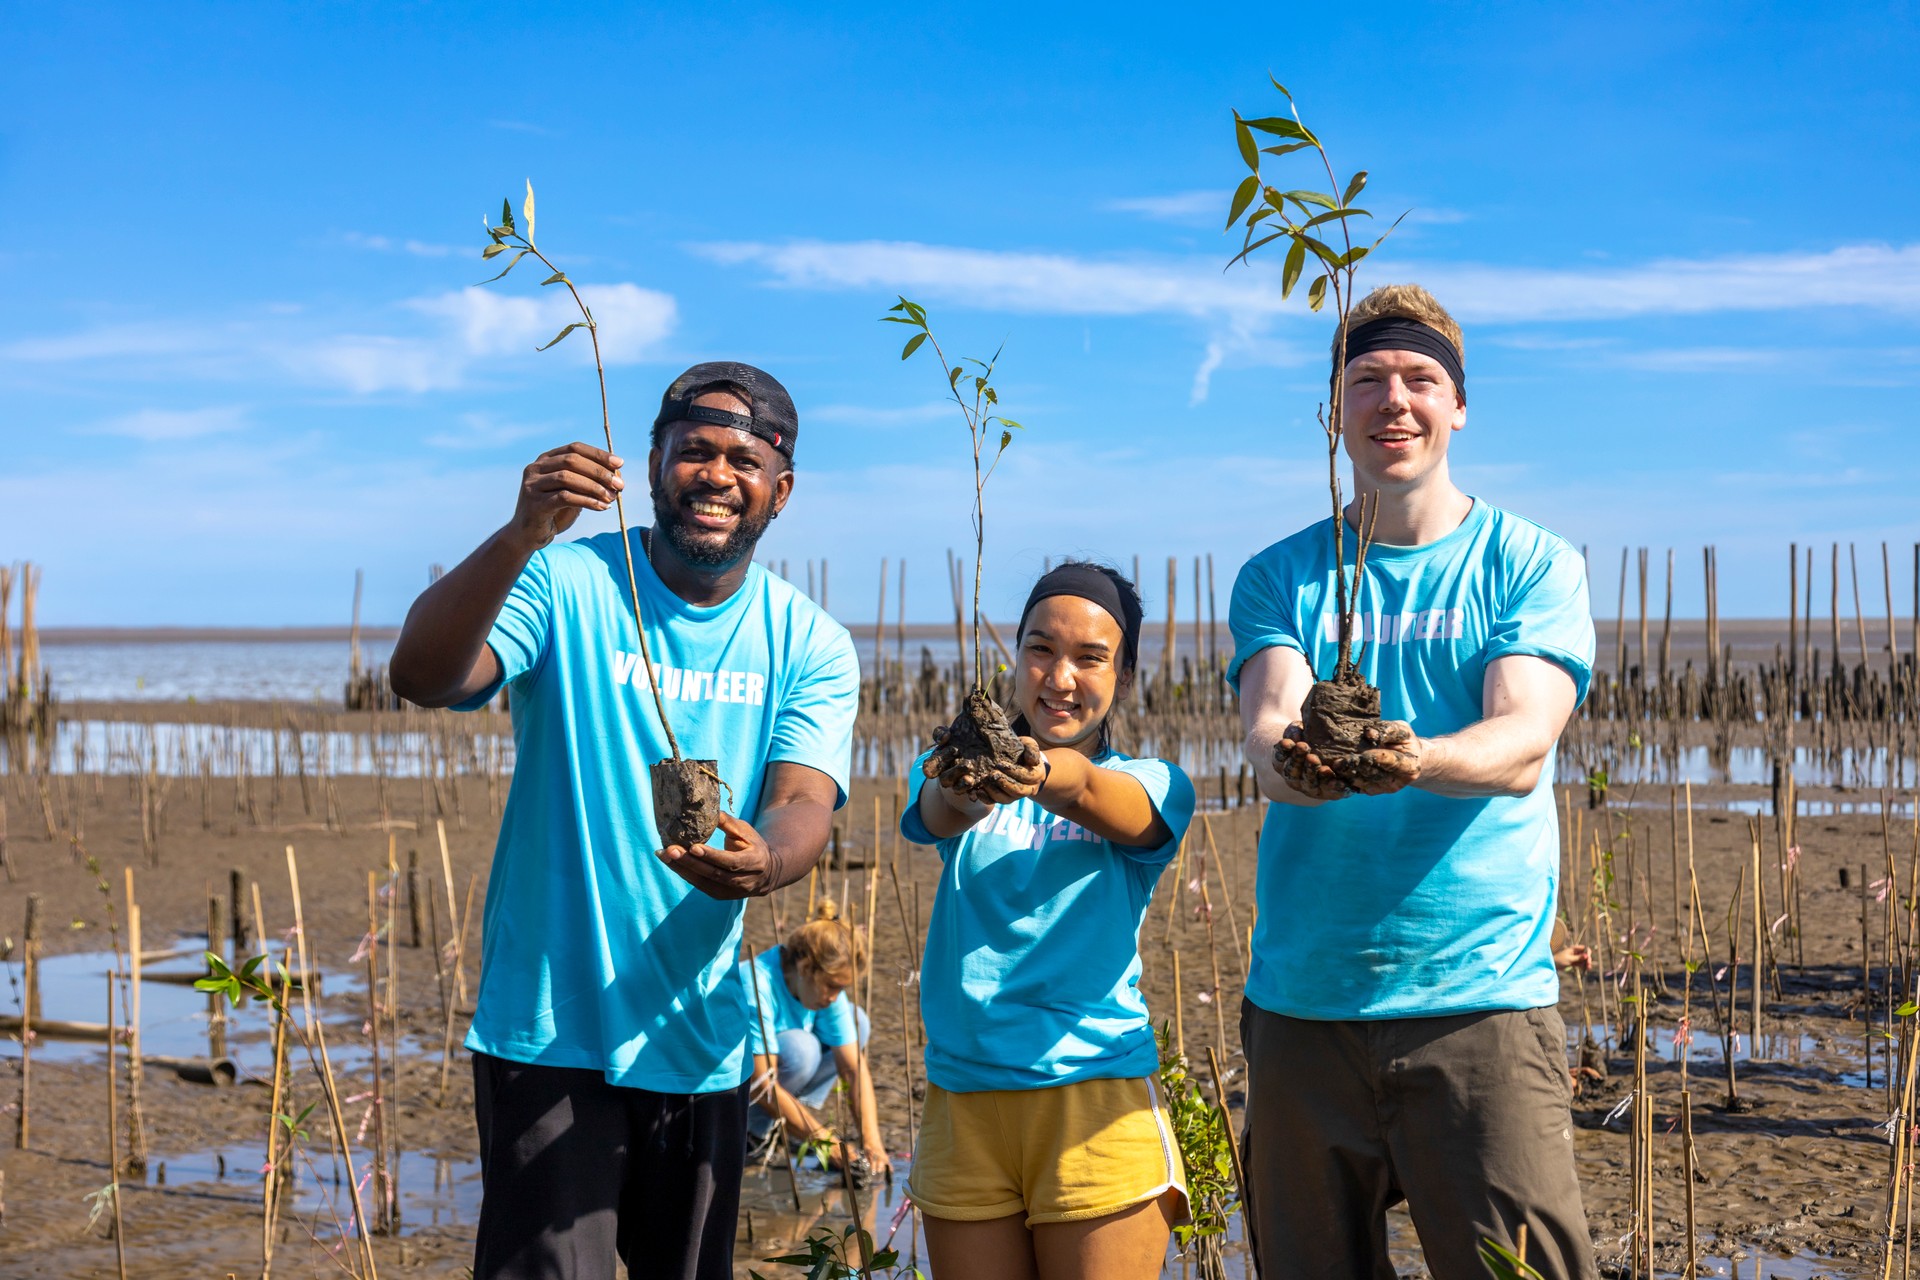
[3,2,1916,629]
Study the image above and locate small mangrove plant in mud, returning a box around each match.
[881,299,1028,789]
[1155,1026,1242,1280]
[1223,83,1409,788]
[478,182,722,848]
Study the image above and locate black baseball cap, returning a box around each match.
[652,361,799,460]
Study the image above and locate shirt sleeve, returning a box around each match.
[814,993,857,1047]
[899,749,939,846]
[451,547,556,712]
[1486,535,1596,706]
[1226,551,1303,690]
[767,624,861,808]
[1105,757,1196,868]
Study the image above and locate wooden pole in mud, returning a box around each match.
[1637,547,1649,685]
[1851,543,1871,669]
[896,558,907,670]
[14,893,39,1149]
[1883,541,1899,670]
[1165,557,1178,685]
[1660,548,1674,686]
[1615,547,1629,681]
[105,976,128,1280]
[875,558,888,679]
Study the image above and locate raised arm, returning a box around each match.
[389,441,624,708]
[1238,644,1344,807]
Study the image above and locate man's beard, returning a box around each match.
[651,485,774,570]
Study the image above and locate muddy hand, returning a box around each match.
[1274,723,1351,800]
[1339,720,1421,796]
[970,737,1047,806]
[923,724,963,782]
[656,811,777,900]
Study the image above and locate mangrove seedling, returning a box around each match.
[1223,82,1408,788]
[881,299,1028,790]
[479,182,722,848]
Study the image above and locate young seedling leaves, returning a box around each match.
[537,321,588,351]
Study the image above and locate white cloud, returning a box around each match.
[1105,191,1225,224]
[425,412,551,451]
[700,237,1920,324]
[3,283,678,396]
[84,405,251,441]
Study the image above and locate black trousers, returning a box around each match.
[472,1052,748,1280]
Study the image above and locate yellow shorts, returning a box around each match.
[908,1076,1187,1226]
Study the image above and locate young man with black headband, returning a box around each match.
[1228,285,1598,1278]
[390,362,859,1280]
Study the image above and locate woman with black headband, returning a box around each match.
[899,561,1197,1280]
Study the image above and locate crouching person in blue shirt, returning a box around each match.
[740,900,887,1181]
[390,362,859,1280]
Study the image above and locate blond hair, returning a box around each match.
[782,898,867,988]
[1334,283,1465,367]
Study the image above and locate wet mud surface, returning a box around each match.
[0,763,1911,1277]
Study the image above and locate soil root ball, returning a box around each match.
[923,689,1025,792]
[1298,672,1383,765]
[652,758,723,850]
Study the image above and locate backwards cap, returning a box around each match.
[654,361,799,459]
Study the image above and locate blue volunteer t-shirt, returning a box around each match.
[901,748,1196,1093]
[739,944,858,1057]
[453,529,859,1093]
[1227,498,1594,1021]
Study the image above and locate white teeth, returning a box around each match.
[690,501,734,517]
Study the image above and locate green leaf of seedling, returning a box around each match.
[500,198,516,234]
[999,429,1012,451]
[878,314,920,325]
[1899,1000,1918,1017]
[1281,188,1337,211]
[1342,170,1368,207]
[995,417,1023,430]
[523,179,535,242]
[973,376,988,395]
[1227,175,1259,229]
[900,332,927,360]
[1242,115,1314,142]
[1480,1238,1549,1280]
[984,385,997,405]
[1225,230,1286,270]
[1233,113,1258,170]
[1336,244,1372,269]
[1301,235,1342,268]
[1268,74,1292,98]
[888,296,927,325]
[1261,141,1315,157]
[541,272,569,286]
[1304,207,1372,230]
[537,321,588,351]
[479,248,530,284]
[1281,239,1306,297]
[949,365,965,389]
[1307,274,1329,311]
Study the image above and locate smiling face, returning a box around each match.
[648,389,792,570]
[1339,347,1466,493]
[1015,595,1131,756]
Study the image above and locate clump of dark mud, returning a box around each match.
[923,689,1025,794]
[652,757,723,849]
[1295,668,1418,790]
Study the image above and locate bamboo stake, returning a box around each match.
[105,975,128,1280]
[437,819,466,1006]
[15,893,39,1149]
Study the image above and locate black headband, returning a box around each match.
[654,397,795,457]
[1017,564,1142,673]
[1338,317,1466,401]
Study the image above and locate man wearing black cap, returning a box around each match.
[1228,286,1598,1278]
[390,363,860,1280]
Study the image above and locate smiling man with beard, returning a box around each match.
[390,362,859,1280]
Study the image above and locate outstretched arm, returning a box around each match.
[1347,655,1578,798]
[390,441,624,707]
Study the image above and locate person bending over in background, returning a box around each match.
[1230,285,1598,1280]
[389,362,859,1280]
[740,898,886,1182]
[902,561,1196,1280]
